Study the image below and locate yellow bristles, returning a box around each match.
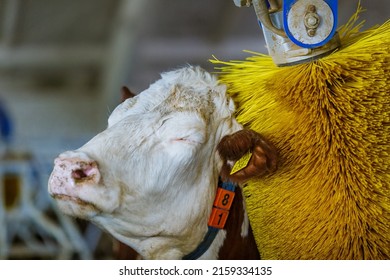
[210,11,390,259]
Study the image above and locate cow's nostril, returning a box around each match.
[70,163,98,183]
[72,169,88,179]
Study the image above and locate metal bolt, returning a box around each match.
[307,29,316,37]
[304,5,320,37]
[307,4,316,13]
[306,16,318,27]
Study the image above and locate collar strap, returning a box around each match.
[182,178,236,260]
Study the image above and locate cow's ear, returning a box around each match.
[217,129,277,183]
[121,86,136,102]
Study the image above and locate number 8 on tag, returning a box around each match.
[214,188,235,210]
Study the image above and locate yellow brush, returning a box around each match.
[211,2,390,259]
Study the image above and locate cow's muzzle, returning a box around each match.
[48,152,101,196]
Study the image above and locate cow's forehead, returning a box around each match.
[109,66,231,127]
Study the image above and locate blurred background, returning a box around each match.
[0,0,388,259]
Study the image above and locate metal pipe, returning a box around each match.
[252,0,287,37]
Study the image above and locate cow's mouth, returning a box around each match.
[51,193,100,211]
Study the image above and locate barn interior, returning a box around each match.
[0,0,388,259]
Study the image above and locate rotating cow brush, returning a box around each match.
[211,0,390,259]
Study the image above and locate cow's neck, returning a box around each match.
[114,183,260,260]
[195,185,260,260]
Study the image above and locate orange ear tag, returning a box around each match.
[208,188,235,229]
[230,151,252,175]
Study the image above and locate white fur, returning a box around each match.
[49,66,243,259]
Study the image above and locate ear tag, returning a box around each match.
[230,151,252,175]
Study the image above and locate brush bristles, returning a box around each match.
[210,11,390,259]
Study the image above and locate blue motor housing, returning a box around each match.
[283,0,338,48]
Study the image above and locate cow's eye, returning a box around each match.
[158,113,206,145]
[171,129,205,145]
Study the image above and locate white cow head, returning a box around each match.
[48,66,276,259]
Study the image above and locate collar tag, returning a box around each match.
[207,184,236,229]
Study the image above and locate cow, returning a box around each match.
[48,66,277,259]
